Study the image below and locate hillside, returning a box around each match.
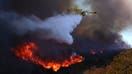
[84,49,132,74]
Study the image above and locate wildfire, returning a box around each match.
[13,42,83,72]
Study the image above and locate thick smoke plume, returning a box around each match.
[72,0,132,48]
[0,11,82,44]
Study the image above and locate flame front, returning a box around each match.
[13,42,83,72]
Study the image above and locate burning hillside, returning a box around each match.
[13,42,83,72]
[0,0,132,74]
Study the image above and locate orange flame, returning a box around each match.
[13,42,83,72]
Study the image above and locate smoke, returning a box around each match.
[0,11,82,44]
[12,0,71,19]
[71,0,132,49]
[71,0,92,11]
[38,14,82,44]
[120,25,132,47]
[118,0,132,47]
[0,0,11,10]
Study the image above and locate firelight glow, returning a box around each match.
[13,42,83,72]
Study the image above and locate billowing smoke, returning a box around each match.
[120,26,132,47]
[72,0,132,49]
[72,0,92,11]
[119,0,132,47]
[0,11,82,44]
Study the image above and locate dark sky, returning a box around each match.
[0,0,11,10]
[0,0,71,18]
[11,0,71,19]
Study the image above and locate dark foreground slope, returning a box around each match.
[84,49,132,74]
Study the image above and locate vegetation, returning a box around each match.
[84,67,106,74]
[84,49,132,74]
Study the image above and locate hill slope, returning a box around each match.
[84,49,132,74]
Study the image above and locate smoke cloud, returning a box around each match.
[0,11,82,44]
[72,0,132,48]
[12,0,71,19]
[120,26,132,47]
[71,0,92,11]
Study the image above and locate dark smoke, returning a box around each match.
[0,0,12,10]
[76,0,132,48]
[12,0,71,19]
[0,0,132,74]
[0,0,76,74]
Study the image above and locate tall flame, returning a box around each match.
[13,42,83,72]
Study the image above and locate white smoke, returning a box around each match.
[0,11,82,44]
[37,14,82,44]
[119,0,132,48]
[120,26,132,48]
[72,0,92,11]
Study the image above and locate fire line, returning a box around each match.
[13,42,83,72]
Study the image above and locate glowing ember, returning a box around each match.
[13,42,83,72]
[90,50,96,55]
